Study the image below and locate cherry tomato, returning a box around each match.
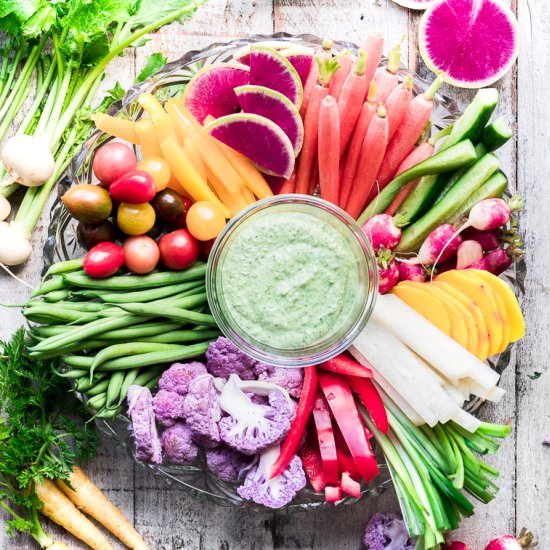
[137,156,171,191]
[109,170,157,204]
[159,229,199,270]
[186,201,226,241]
[92,142,137,186]
[83,242,124,278]
[77,221,117,250]
[152,189,186,227]
[123,235,160,274]
[168,197,194,229]
[117,202,156,236]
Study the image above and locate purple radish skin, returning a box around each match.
[398,261,426,282]
[484,528,536,550]
[462,227,502,251]
[465,247,523,276]
[361,214,402,252]
[444,543,471,550]
[456,240,483,269]
[377,248,399,293]
[406,224,463,266]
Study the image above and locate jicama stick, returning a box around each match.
[372,376,424,426]
[452,408,482,433]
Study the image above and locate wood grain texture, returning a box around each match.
[1,0,547,548]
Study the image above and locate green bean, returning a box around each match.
[133,366,165,387]
[31,275,66,298]
[24,305,117,325]
[83,378,111,397]
[87,393,107,411]
[63,262,206,290]
[44,258,84,277]
[105,371,126,408]
[114,301,215,327]
[53,368,89,379]
[144,376,161,390]
[43,289,72,303]
[135,329,220,344]
[117,368,140,404]
[94,406,122,419]
[74,372,109,392]
[30,339,111,360]
[95,321,185,341]
[63,341,212,371]
[31,325,75,338]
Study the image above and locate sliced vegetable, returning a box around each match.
[312,388,339,484]
[319,355,373,379]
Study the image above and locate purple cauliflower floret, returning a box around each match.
[153,389,186,427]
[205,445,250,482]
[218,374,293,455]
[206,337,257,380]
[363,513,416,550]
[182,373,221,447]
[158,361,207,396]
[161,422,199,465]
[255,364,304,399]
[127,385,162,464]
[237,444,306,509]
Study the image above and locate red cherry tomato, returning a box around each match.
[92,142,137,186]
[122,235,160,274]
[83,242,124,278]
[109,170,157,204]
[199,239,215,261]
[159,229,199,270]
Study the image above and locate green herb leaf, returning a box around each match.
[528,372,542,380]
[21,3,57,38]
[136,52,167,83]
[95,81,126,112]
[126,0,205,29]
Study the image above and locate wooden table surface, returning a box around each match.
[1,1,548,548]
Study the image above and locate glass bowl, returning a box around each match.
[43,33,525,510]
[206,195,378,367]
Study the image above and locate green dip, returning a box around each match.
[220,209,360,349]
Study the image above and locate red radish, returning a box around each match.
[362,30,384,92]
[456,240,483,269]
[361,214,401,252]
[436,257,457,274]
[295,58,339,194]
[385,74,414,140]
[340,471,361,498]
[278,170,296,194]
[462,227,502,251]
[318,95,340,204]
[92,142,137,186]
[83,242,124,279]
[444,543,471,550]
[109,170,157,204]
[329,51,353,100]
[406,224,463,266]
[300,54,320,118]
[373,37,403,103]
[377,248,399,294]
[466,247,520,276]
[339,81,378,207]
[484,528,536,550]
[384,139,435,215]
[376,74,443,189]
[123,236,160,274]
[398,261,426,282]
[337,49,369,156]
[345,104,389,219]
[159,229,199,270]
[324,485,343,503]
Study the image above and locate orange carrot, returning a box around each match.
[337,49,368,157]
[345,104,388,219]
[374,37,403,103]
[339,81,378,207]
[362,30,384,93]
[318,95,340,204]
[300,55,320,118]
[92,113,139,144]
[295,57,340,195]
[375,74,443,190]
[329,51,353,100]
[385,74,414,141]
[278,170,297,194]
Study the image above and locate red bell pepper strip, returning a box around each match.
[271,366,318,478]
[340,471,361,498]
[299,430,327,493]
[324,484,343,503]
[336,449,361,481]
[347,375,389,434]
[318,371,379,483]
[319,354,373,378]
[312,388,339,484]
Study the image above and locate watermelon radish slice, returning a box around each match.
[419,0,519,89]
[279,47,315,85]
[183,64,250,124]
[205,113,295,179]
[233,41,303,65]
[234,85,304,155]
[249,45,303,108]
[391,0,436,9]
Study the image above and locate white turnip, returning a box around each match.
[0,194,11,221]
[0,221,32,265]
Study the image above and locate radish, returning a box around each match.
[462,227,502,251]
[484,528,536,550]
[436,257,457,274]
[466,246,521,275]
[444,543,471,550]
[456,240,483,269]
[405,224,462,266]
[398,261,426,282]
[377,248,399,294]
[361,214,401,252]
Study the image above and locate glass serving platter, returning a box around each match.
[43,33,525,510]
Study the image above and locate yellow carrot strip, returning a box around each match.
[152,112,178,144]
[165,102,245,195]
[137,92,166,117]
[184,137,207,181]
[241,187,256,205]
[134,118,163,157]
[215,140,273,199]
[205,167,243,216]
[93,113,139,144]
[161,137,230,218]
[34,478,114,550]
[57,466,148,550]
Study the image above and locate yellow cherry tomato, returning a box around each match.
[117,202,156,236]
[137,156,171,191]
[186,201,226,241]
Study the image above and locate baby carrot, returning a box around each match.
[362,30,384,93]
[92,113,139,144]
[345,104,388,219]
[373,37,403,103]
[385,74,414,140]
[329,51,353,100]
[337,49,368,157]
[318,95,340,204]
[278,170,297,194]
[300,55,320,118]
[134,118,163,157]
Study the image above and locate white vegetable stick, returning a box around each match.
[372,294,500,389]
[463,379,505,403]
[452,408,482,433]
[442,382,467,407]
